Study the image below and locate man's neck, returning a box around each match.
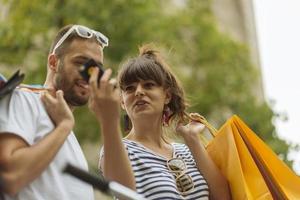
[44,79,74,112]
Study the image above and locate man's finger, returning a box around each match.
[41,92,56,106]
[56,90,65,102]
[48,88,56,97]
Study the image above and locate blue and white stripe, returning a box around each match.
[123,139,209,200]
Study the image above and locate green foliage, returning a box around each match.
[0,0,293,166]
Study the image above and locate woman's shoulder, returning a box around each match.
[122,138,148,153]
[172,142,194,159]
[122,138,140,149]
[122,138,134,145]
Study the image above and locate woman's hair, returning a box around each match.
[118,44,189,132]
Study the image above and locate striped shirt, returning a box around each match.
[121,139,209,200]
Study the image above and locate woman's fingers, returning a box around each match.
[99,69,112,91]
[176,120,206,137]
[109,78,117,87]
[101,68,112,82]
[87,68,120,123]
[176,123,187,134]
[89,67,99,92]
[89,68,115,92]
[109,78,118,91]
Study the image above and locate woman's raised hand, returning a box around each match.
[176,113,206,141]
[88,67,120,124]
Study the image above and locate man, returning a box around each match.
[0,24,108,199]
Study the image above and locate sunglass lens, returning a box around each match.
[77,26,92,38]
[95,32,108,46]
[177,174,194,193]
[97,35,106,44]
[168,159,185,171]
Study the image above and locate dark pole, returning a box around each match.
[63,164,147,200]
[0,176,4,200]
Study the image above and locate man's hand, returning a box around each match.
[41,90,74,130]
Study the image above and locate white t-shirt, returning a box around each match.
[0,90,94,200]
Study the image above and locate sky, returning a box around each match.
[253,0,300,173]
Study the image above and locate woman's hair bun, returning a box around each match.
[139,44,158,59]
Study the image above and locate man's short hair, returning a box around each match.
[49,24,99,58]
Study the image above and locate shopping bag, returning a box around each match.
[193,114,300,200]
[233,116,300,199]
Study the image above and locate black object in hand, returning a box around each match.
[0,70,25,98]
[79,59,104,82]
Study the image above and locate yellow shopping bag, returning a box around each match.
[196,115,300,200]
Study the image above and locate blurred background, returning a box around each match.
[0,0,298,199]
[253,0,300,175]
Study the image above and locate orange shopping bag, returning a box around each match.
[196,115,300,200]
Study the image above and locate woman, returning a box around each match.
[89,45,231,200]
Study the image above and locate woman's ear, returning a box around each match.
[48,54,59,72]
[120,95,126,110]
[165,89,172,105]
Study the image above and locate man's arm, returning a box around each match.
[0,124,72,195]
[0,90,74,196]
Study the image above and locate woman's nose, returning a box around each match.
[135,84,145,97]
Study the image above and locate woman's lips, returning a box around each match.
[134,100,148,106]
[134,100,149,110]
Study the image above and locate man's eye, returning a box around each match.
[74,59,89,66]
[74,61,85,66]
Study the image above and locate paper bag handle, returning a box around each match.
[188,113,217,138]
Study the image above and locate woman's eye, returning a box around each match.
[125,85,135,92]
[144,82,155,88]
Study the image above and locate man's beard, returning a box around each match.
[55,64,89,107]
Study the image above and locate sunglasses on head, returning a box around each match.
[51,25,109,54]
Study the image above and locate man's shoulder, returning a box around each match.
[10,89,41,105]
[0,89,44,145]
[0,89,43,115]
[14,88,40,98]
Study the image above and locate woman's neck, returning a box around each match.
[125,116,174,159]
[126,116,166,148]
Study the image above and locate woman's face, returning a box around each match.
[121,79,171,121]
